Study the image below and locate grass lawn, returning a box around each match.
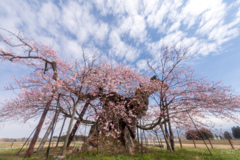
[0,142,83,149]
[0,146,239,160]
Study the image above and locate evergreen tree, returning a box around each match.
[232,126,240,138]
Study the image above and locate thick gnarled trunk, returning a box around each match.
[73,91,149,155]
[70,76,158,155]
[78,117,140,155]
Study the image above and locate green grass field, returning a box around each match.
[0,146,239,160]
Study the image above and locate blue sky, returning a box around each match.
[0,0,240,138]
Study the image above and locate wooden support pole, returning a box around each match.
[67,101,90,148]
[192,138,196,148]
[84,124,87,142]
[155,132,161,147]
[186,110,212,155]
[11,139,16,148]
[176,127,182,149]
[140,112,143,157]
[25,95,54,158]
[97,120,99,154]
[46,94,61,159]
[208,138,213,149]
[56,116,66,147]
[38,112,59,152]
[137,127,139,143]
[227,138,234,150]
[160,124,172,151]
[143,130,148,146]
[62,102,79,156]
[17,127,37,155]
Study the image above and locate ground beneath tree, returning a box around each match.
[70,136,153,155]
[0,147,239,160]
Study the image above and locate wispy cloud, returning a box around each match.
[0,0,240,64]
[1,0,240,137]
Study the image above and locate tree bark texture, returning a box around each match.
[62,102,79,156]
[160,124,172,151]
[56,116,66,147]
[69,76,160,155]
[179,138,182,149]
[37,112,59,152]
[166,106,175,151]
[25,95,54,158]
[168,122,175,151]
[192,138,196,148]
[208,138,213,149]
[137,128,139,143]
[11,139,16,148]
[72,87,152,155]
[227,138,234,150]
[66,101,90,148]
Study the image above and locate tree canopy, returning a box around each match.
[0,29,240,156]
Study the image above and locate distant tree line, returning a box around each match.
[53,135,87,141]
[232,126,240,138]
[186,128,214,140]
[0,138,42,142]
[186,126,240,140]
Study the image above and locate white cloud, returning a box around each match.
[1,0,239,63]
[38,2,60,31]
[94,22,109,44]
[0,1,22,30]
[147,31,186,56]
[168,21,181,33]
[0,1,39,35]
[129,15,146,42]
[136,59,147,71]
[61,1,81,34]
[93,0,126,16]
[0,0,239,73]
[124,0,140,16]
[109,30,139,62]
[196,1,226,35]
[1,0,240,138]
[146,1,171,29]
[61,1,109,46]
[143,0,159,16]
[65,39,83,59]
[118,16,132,34]
[209,25,238,44]
[118,14,146,42]
[181,0,224,28]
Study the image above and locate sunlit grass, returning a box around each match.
[0,146,239,160]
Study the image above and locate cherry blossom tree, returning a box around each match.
[0,29,70,157]
[0,30,156,155]
[145,46,240,151]
[1,30,240,156]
